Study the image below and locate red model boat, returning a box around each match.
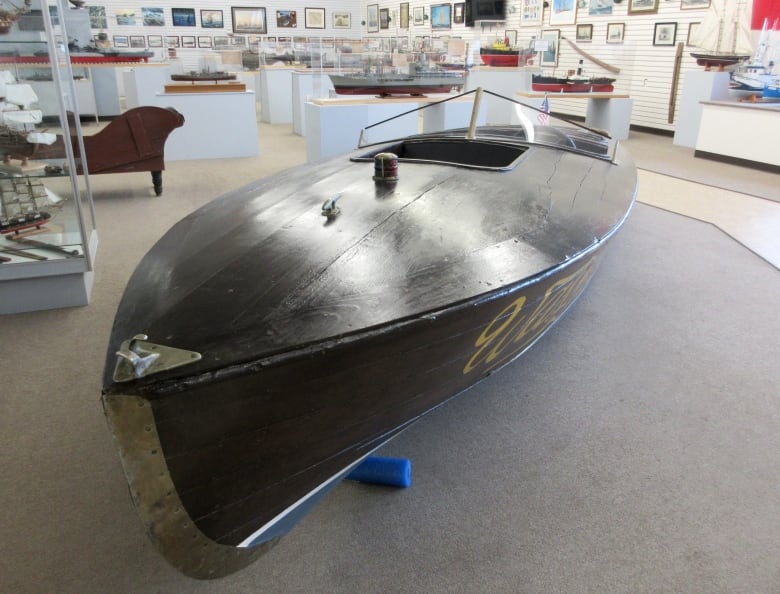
[479,40,535,67]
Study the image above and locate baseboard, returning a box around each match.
[694,150,780,174]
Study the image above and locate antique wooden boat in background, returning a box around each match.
[101,90,637,579]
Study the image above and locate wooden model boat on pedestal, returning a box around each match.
[101,89,637,579]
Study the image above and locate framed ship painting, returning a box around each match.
[576,23,593,42]
[413,6,424,25]
[231,7,267,34]
[200,9,224,28]
[379,7,390,29]
[588,0,612,15]
[549,0,576,26]
[430,3,451,29]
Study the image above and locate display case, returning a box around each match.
[0,0,97,314]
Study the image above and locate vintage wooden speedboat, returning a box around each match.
[101,90,637,579]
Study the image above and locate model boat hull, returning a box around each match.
[102,121,636,579]
[328,74,465,96]
[690,52,750,70]
[479,49,534,67]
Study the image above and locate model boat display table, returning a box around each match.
[515,91,633,140]
[695,100,780,170]
[304,95,486,162]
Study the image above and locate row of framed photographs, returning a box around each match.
[571,21,700,46]
[520,0,710,27]
[111,34,251,49]
[366,3,467,32]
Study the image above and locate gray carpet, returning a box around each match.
[1,199,778,593]
[622,131,780,203]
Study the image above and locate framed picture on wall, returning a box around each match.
[142,7,164,26]
[305,7,325,29]
[333,11,350,28]
[367,4,379,32]
[231,7,267,34]
[200,9,224,28]
[277,10,297,27]
[549,0,576,25]
[628,0,658,15]
[430,4,451,29]
[519,0,542,26]
[606,22,624,43]
[653,21,677,45]
[681,0,710,8]
[505,29,517,46]
[576,23,593,42]
[453,2,464,23]
[181,35,196,47]
[541,29,560,66]
[400,2,409,28]
[686,22,700,45]
[198,35,213,48]
[166,35,180,48]
[588,0,613,15]
[129,35,146,48]
[113,35,129,48]
[147,34,163,47]
[171,8,195,26]
[413,6,424,25]
[379,7,390,28]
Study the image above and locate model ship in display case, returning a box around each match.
[0,176,51,234]
[328,53,465,96]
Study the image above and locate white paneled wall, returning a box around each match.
[362,0,761,131]
[50,1,761,131]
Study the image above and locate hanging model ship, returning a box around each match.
[101,89,637,579]
[328,55,465,96]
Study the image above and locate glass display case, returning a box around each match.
[0,0,97,314]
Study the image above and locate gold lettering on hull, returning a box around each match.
[463,255,599,375]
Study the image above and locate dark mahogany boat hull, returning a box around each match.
[102,121,637,579]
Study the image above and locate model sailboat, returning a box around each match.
[688,0,752,69]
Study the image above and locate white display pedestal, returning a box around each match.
[695,100,780,169]
[304,95,486,162]
[28,79,97,118]
[123,65,171,109]
[292,70,335,136]
[147,91,258,160]
[515,92,633,140]
[258,65,296,124]
[467,67,540,124]
[89,67,122,117]
[673,71,731,148]
[0,230,98,314]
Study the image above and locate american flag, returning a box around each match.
[537,94,550,125]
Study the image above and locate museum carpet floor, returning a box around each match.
[1,114,778,594]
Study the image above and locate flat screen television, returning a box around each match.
[464,0,505,26]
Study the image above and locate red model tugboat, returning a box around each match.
[101,90,637,579]
[479,40,535,67]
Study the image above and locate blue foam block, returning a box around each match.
[346,456,412,488]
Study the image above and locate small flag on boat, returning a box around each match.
[538,94,550,125]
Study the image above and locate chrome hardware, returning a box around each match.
[321,193,342,219]
[113,334,202,383]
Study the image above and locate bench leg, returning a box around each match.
[151,171,163,196]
